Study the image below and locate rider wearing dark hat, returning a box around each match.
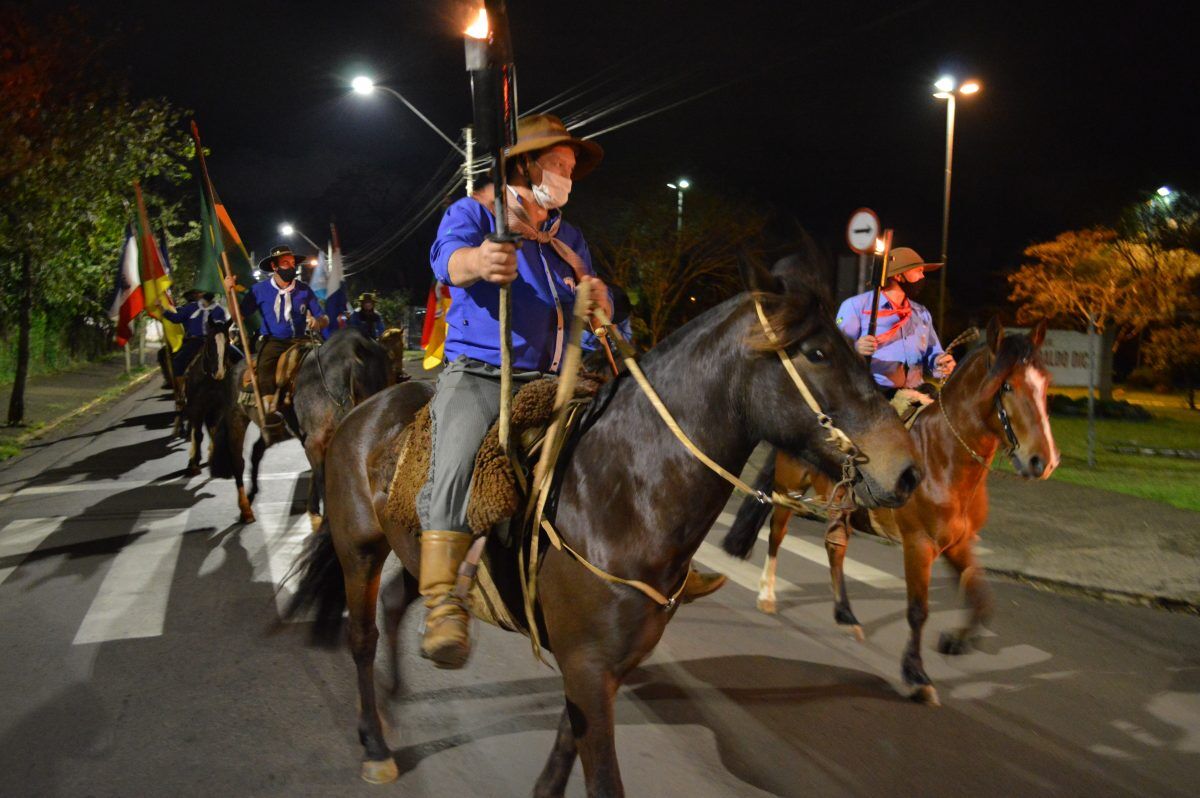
[224,245,327,412]
[348,292,385,340]
[159,287,227,389]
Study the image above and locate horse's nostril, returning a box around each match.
[897,465,922,497]
[1029,455,1044,477]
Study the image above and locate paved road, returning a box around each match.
[1,382,1198,797]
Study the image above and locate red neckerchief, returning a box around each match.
[862,295,912,345]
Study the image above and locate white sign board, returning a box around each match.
[846,208,880,254]
[1008,328,1100,387]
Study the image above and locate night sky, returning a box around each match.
[33,0,1198,319]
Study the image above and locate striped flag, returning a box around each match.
[322,224,347,339]
[133,182,184,353]
[108,226,143,347]
[421,281,452,369]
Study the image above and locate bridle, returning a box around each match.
[939,352,1024,469]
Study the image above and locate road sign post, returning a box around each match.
[846,208,881,294]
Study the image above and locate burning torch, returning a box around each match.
[465,1,520,455]
[865,228,894,366]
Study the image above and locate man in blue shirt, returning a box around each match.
[348,292,385,340]
[835,247,956,400]
[224,245,327,412]
[160,288,227,384]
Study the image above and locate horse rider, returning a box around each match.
[419,114,723,669]
[224,245,327,414]
[348,292,385,340]
[835,246,956,407]
[159,288,227,391]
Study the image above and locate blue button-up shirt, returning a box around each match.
[430,195,597,373]
[239,278,325,339]
[349,310,385,340]
[835,291,945,389]
[162,301,227,338]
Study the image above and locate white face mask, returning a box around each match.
[531,168,572,209]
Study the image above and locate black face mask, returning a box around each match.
[900,277,926,300]
[276,267,297,283]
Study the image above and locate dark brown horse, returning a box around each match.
[209,327,390,523]
[181,318,234,476]
[723,319,1060,705]
[284,260,924,795]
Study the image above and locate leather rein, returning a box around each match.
[936,335,1023,469]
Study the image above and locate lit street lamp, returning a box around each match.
[351,75,465,155]
[933,75,981,332]
[666,178,691,232]
[278,222,322,253]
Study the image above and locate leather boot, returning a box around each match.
[419,530,474,669]
[680,567,727,604]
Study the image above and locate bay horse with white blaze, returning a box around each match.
[285,259,923,796]
[723,319,1060,705]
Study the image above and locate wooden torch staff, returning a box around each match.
[190,121,267,426]
[866,228,893,366]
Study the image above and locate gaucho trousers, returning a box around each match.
[417,355,546,533]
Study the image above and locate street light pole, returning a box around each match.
[933,75,979,333]
[279,223,321,253]
[667,178,691,232]
[351,76,465,156]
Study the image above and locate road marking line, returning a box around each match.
[240,504,314,616]
[0,516,69,587]
[0,471,311,502]
[72,513,188,645]
[693,541,808,597]
[713,512,904,590]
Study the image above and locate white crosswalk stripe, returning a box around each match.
[0,516,69,587]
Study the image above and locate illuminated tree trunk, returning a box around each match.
[6,251,33,426]
[1098,326,1116,403]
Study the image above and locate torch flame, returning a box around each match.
[465,8,489,39]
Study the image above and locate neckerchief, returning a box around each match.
[189,301,214,324]
[863,296,912,345]
[504,189,589,284]
[272,279,296,326]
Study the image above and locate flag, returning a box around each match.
[108,226,143,347]
[322,225,347,340]
[195,184,255,294]
[309,249,329,299]
[133,182,184,353]
[421,281,452,370]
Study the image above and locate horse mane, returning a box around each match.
[745,261,833,353]
[945,327,1046,391]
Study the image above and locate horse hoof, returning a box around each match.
[937,631,970,656]
[911,685,940,706]
[240,510,256,524]
[308,513,323,533]
[756,597,777,614]
[361,758,398,784]
[186,465,201,477]
[850,624,865,643]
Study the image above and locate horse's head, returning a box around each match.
[740,258,921,508]
[976,318,1061,479]
[379,328,407,369]
[204,318,232,382]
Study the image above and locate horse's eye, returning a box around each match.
[804,348,826,364]
[1002,382,1013,393]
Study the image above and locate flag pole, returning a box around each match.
[190,120,267,427]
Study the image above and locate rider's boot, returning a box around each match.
[680,567,727,604]
[419,530,474,669]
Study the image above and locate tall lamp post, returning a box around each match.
[932,75,980,332]
[351,76,465,156]
[666,178,691,232]
[279,222,322,253]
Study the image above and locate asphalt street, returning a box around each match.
[1,381,1198,797]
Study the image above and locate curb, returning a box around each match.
[984,566,1200,616]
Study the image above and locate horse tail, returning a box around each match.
[722,451,777,559]
[280,518,347,647]
[209,414,236,479]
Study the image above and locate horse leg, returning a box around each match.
[231,415,254,523]
[901,536,938,705]
[533,705,578,798]
[344,540,398,784]
[248,436,267,502]
[936,540,993,656]
[560,661,622,797]
[187,416,203,476]
[380,568,418,698]
[304,435,327,532]
[825,507,864,641]
[756,505,790,614]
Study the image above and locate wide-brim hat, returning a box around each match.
[258,245,300,272]
[183,288,204,300]
[505,114,604,180]
[885,247,943,280]
[357,292,377,304]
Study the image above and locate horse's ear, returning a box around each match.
[738,253,783,295]
[986,316,1005,356]
[1029,319,1047,349]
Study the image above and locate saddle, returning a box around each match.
[274,343,313,408]
[384,370,608,634]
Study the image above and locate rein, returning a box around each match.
[936,331,1022,469]
[307,327,351,409]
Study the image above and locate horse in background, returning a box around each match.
[723,319,1060,705]
[181,318,236,476]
